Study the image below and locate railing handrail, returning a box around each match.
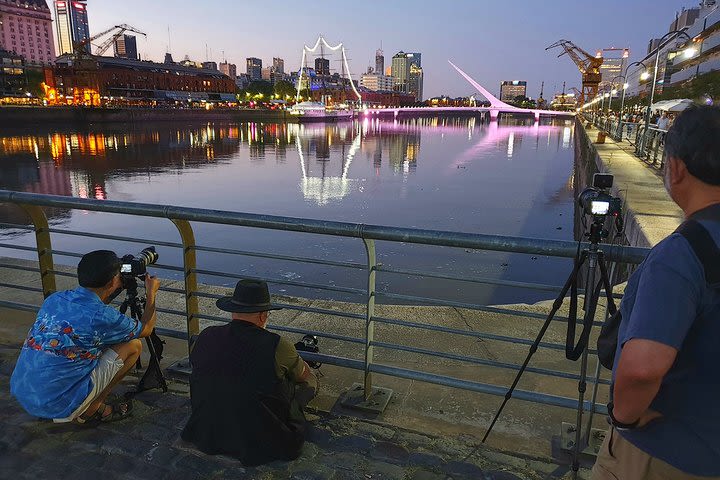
[0,190,649,264]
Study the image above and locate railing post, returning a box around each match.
[19,204,56,298]
[170,219,200,351]
[362,238,377,400]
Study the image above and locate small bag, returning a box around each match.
[596,219,720,370]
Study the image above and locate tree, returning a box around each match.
[510,95,536,109]
[274,80,296,100]
[245,80,274,97]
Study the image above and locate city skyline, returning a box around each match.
[76,0,691,98]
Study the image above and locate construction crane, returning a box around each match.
[546,40,603,106]
[74,24,147,57]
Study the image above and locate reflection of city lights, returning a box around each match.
[507,132,515,159]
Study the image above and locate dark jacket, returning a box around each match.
[181,321,305,466]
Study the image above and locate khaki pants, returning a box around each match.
[591,427,720,480]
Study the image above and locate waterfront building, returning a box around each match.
[202,61,218,71]
[500,80,527,102]
[113,34,137,60]
[246,57,261,81]
[273,57,284,74]
[669,5,720,88]
[391,51,421,99]
[54,0,89,55]
[261,66,272,81]
[0,0,56,65]
[375,48,384,74]
[597,48,629,91]
[0,47,25,98]
[550,92,577,111]
[219,61,236,79]
[46,55,237,106]
[360,73,394,91]
[235,73,250,90]
[314,57,330,76]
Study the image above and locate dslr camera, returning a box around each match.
[578,173,622,218]
[295,334,321,369]
[120,246,159,279]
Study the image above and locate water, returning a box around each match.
[0,117,577,305]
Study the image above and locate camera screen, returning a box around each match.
[591,200,610,215]
[120,264,132,274]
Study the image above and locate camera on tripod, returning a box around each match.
[120,247,159,279]
[578,173,622,219]
[294,334,321,369]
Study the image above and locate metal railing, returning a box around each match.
[587,113,667,168]
[0,190,650,421]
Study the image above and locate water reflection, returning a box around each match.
[0,118,577,305]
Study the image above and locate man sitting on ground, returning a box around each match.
[182,279,318,466]
[10,250,160,424]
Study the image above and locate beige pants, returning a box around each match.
[591,427,720,480]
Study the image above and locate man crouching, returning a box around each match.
[182,279,318,466]
[10,250,160,424]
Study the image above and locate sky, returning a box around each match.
[78,0,696,99]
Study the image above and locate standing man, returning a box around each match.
[182,279,317,466]
[11,250,160,424]
[592,106,720,478]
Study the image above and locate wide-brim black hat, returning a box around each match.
[216,279,282,313]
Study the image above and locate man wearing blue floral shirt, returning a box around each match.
[11,250,160,424]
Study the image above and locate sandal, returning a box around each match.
[100,398,133,423]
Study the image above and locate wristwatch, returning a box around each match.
[607,402,640,430]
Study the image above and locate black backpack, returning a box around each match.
[597,219,720,370]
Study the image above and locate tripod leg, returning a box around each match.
[571,251,601,478]
[482,251,587,443]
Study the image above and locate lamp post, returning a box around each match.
[640,30,693,152]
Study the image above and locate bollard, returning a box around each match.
[596,131,606,144]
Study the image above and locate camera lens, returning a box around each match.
[138,247,159,268]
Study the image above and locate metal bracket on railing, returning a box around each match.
[19,204,56,298]
[170,218,200,353]
[341,238,392,414]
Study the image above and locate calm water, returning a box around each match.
[0,117,578,305]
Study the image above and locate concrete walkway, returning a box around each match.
[579,122,684,248]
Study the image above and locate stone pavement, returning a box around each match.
[0,339,591,480]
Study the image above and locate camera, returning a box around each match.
[294,334,321,369]
[578,173,622,218]
[120,246,159,278]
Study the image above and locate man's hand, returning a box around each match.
[144,273,160,298]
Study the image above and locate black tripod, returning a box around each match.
[482,218,619,478]
[117,276,168,395]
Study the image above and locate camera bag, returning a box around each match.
[597,219,720,370]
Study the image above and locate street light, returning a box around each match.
[642,30,693,146]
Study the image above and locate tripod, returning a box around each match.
[482,218,619,479]
[117,276,168,395]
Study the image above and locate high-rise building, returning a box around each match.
[391,51,409,93]
[391,51,422,99]
[500,81,527,102]
[0,0,56,65]
[113,34,137,60]
[375,48,384,74]
[597,48,629,90]
[261,66,272,81]
[360,73,394,91]
[273,57,284,74]
[246,57,262,81]
[314,57,330,76]
[54,0,89,55]
[219,61,236,79]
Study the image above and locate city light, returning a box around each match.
[611,89,617,95]
[623,83,629,90]
[683,46,697,58]
[640,72,651,80]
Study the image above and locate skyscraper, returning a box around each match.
[375,48,384,74]
[314,57,330,76]
[220,61,236,79]
[391,51,422,100]
[246,57,262,81]
[597,48,629,90]
[54,0,90,55]
[0,0,56,65]
[273,57,284,74]
[113,34,138,60]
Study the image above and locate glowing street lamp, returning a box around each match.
[641,30,693,152]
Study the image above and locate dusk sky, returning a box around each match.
[80,1,693,99]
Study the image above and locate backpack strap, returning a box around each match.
[675,219,720,286]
